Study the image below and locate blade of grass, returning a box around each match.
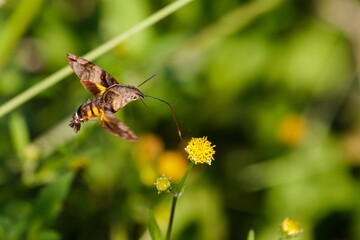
[0,0,194,118]
[9,113,30,160]
[247,229,255,240]
[148,210,163,240]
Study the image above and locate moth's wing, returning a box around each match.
[67,53,119,96]
[101,110,139,142]
[80,80,107,96]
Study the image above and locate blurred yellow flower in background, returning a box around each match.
[281,218,303,237]
[132,134,164,186]
[69,157,88,172]
[157,151,188,182]
[139,166,158,187]
[278,115,306,146]
[134,134,164,164]
[185,137,216,165]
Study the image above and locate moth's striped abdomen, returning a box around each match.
[69,98,104,133]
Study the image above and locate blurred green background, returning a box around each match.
[1,0,360,239]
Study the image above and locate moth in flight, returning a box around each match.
[67,53,181,142]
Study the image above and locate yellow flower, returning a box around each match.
[278,115,306,146]
[281,218,303,237]
[157,151,188,182]
[69,157,88,172]
[154,175,172,194]
[132,134,164,186]
[185,137,216,165]
[133,134,164,164]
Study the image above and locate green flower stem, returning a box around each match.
[175,162,194,194]
[165,196,177,240]
[0,0,194,119]
[165,162,194,240]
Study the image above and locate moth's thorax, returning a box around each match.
[102,84,144,112]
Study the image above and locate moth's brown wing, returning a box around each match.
[101,110,139,142]
[67,53,119,96]
[80,80,107,97]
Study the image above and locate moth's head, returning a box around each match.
[126,86,145,102]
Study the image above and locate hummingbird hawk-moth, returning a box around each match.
[67,53,181,142]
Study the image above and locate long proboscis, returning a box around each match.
[144,95,182,141]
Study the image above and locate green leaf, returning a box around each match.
[247,229,255,240]
[37,230,60,240]
[26,172,74,239]
[148,210,162,240]
[9,113,30,159]
[0,0,45,68]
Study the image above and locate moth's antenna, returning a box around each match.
[138,74,158,88]
[144,95,182,141]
